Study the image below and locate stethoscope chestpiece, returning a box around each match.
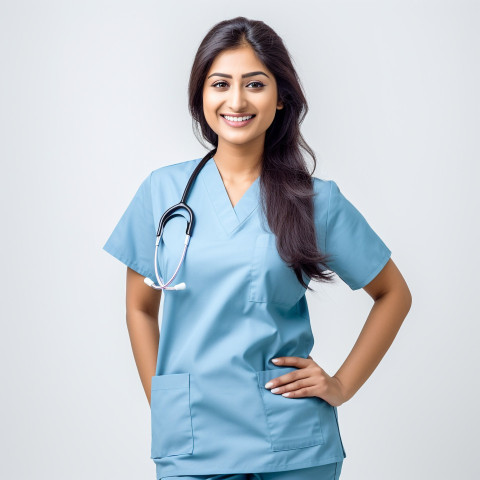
[144,276,186,290]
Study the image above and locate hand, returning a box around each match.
[264,355,348,407]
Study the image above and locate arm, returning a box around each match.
[333,257,412,403]
[126,266,162,406]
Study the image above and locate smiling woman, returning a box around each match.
[103,15,411,480]
[189,30,338,293]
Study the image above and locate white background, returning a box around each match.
[1,1,478,479]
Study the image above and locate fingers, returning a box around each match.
[268,377,314,397]
[271,355,312,367]
[264,371,310,392]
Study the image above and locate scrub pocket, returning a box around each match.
[150,373,194,459]
[256,367,325,451]
[248,233,309,307]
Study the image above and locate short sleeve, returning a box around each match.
[102,172,158,281]
[324,180,392,290]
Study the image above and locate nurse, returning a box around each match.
[103,16,412,480]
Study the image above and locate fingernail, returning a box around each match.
[265,382,273,389]
[271,358,280,363]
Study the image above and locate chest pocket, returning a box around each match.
[248,233,309,307]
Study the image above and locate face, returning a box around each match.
[202,44,284,148]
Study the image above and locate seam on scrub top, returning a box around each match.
[255,373,274,448]
[324,180,334,255]
[155,455,346,476]
[227,201,261,237]
[239,202,261,226]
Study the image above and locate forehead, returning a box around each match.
[206,45,270,76]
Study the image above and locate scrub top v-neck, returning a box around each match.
[103,156,392,479]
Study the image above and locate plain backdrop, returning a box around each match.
[1,1,478,479]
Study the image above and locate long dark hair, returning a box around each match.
[188,16,335,291]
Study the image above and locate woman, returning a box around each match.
[103,16,412,480]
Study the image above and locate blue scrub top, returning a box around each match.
[103,156,391,479]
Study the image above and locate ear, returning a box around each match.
[277,100,284,110]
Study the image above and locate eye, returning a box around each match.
[211,81,266,89]
[247,81,265,88]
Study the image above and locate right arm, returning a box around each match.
[126,266,162,406]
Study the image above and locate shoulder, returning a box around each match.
[312,176,338,219]
[144,157,203,204]
[147,157,202,195]
[312,176,334,197]
[151,157,202,181]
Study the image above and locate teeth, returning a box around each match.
[223,115,253,122]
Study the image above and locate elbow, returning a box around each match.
[406,287,413,313]
[377,282,413,318]
[401,276,413,312]
[406,286,413,309]
[396,283,413,319]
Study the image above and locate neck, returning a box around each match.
[213,138,263,182]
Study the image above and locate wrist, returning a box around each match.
[332,375,352,404]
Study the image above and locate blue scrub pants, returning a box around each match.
[160,461,343,480]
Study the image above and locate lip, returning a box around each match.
[220,113,255,117]
[220,113,256,128]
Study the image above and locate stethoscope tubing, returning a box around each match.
[143,149,217,291]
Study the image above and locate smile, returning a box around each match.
[220,114,256,127]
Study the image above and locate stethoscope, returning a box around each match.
[143,150,216,291]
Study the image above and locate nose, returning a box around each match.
[227,83,248,112]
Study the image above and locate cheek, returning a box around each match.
[202,97,219,127]
[202,91,215,114]
[203,108,215,123]
[258,105,278,127]
[259,95,278,117]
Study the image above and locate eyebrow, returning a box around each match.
[207,71,270,79]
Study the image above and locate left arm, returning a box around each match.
[265,258,412,406]
[331,257,412,403]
